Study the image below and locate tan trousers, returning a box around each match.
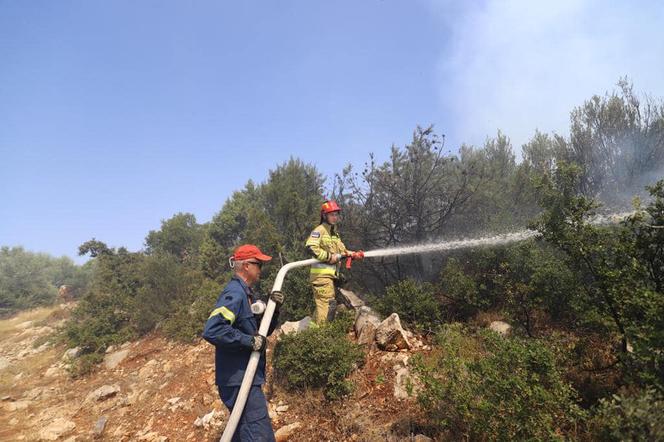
[312,278,335,324]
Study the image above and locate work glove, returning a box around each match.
[270,291,284,307]
[329,253,343,264]
[251,335,267,352]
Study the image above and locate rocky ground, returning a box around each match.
[0,295,444,442]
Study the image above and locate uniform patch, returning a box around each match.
[310,231,321,238]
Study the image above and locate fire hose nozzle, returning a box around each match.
[345,250,365,269]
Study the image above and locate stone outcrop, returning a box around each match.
[275,421,302,442]
[375,313,411,351]
[38,418,76,441]
[338,288,365,309]
[86,384,121,402]
[489,320,511,336]
[280,316,313,335]
[104,349,130,370]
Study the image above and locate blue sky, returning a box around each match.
[1,1,663,262]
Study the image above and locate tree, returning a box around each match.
[336,126,480,287]
[145,212,203,264]
[567,79,664,203]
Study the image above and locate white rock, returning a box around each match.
[0,356,9,370]
[275,421,302,442]
[279,316,312,335]
[38,417,76,441]
[44,366,63,377]
[166,397,180,405]
[275,404,289,413]
[194,409,218,428]
[375,313,411,351]
[62,347,81,361]
[86,384,121,402]
[93,416,108,437]
[338,288,365,309]
[354,306,381,337]
[104,349,130,370]
[4,400,30,412]
[357,321,378,346]
[489,321,511,336]
[394,366,414,399]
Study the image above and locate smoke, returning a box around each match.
[427,0,664,151]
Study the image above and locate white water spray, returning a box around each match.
[365,230,537,258]
[365,211,635,259]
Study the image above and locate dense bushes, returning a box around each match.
[374,279,441,331]
[274,313,364,400]
[589,389,664,441]
[415,324,584,440]
[0,246,91,316]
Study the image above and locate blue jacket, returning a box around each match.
[202,276,279,386]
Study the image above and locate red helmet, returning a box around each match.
[320,200,341,215]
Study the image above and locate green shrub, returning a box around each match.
[163,279,222,342]
[589,388,664,441]
[414,324,584,440]
[67,352,104,378]
[274,312,364,400]
[439,258,487,319]
[374,279,441,331]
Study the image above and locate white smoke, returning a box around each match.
[427,0,664,151]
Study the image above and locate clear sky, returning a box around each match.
[1,0,663,262]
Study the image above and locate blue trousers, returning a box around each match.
[218,385,276,442]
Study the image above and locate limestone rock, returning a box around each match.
[0,356,9,370]
[275,422,302,442]
[357,321,377,346]
[393,366,413,399]
[86,384,120,402]
[38,418,75,441]
[354,306,381,337]
[489,321,511,336]
[4,400,30,412]
[338,288,365,309]
[44,365,63,378]
[375,314,411,351]
[62,347,81,361]
[93,416,107,438]
[104,349,130,370]
[194,409,220,429]
[279,316,312,335]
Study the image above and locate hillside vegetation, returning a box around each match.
[2,80,664,440]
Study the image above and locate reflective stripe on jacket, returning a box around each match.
[305,223,347,281]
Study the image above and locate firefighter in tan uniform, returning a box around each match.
[305,200,363,323]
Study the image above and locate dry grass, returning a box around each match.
[0,306,59,339]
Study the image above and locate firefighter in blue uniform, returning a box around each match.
[202,244,283,442]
